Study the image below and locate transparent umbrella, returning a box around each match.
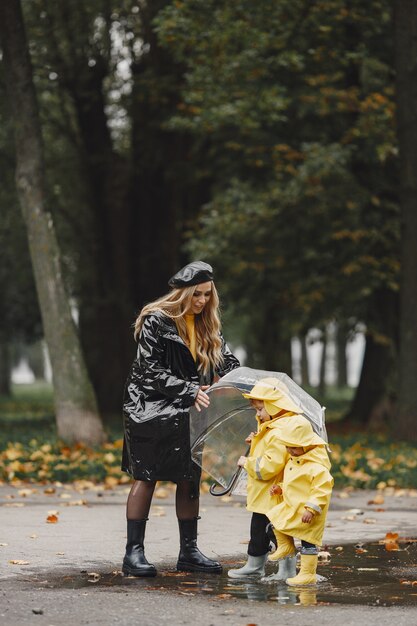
[190,366,327,497]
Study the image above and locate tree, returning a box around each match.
[17,0,208,419]
[0,0,105,444]
[156,0,401,425]
[394,0,417,440]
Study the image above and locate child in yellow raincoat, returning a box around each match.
[267,415,333,585]
[227,378,311,581]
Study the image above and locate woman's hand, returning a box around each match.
[237,455,247,468]
[194,386,210,412]
[245,431,255,444]
[269,484,282,496]
[302,509,314,524]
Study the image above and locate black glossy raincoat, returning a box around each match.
[121,311,240,483]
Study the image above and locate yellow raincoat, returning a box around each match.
[267,418,333,546]
[244,413,313,514]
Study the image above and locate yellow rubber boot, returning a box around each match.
[268,530,295,561]
[286,554,318,585]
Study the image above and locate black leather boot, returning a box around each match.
[176,517,222,573]
[122,519,157,577]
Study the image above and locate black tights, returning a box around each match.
[248,512,271,556]
[126,479,199,521]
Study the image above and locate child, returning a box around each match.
[267,416,333,585]
[227,377,309,580]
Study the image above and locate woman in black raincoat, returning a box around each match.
[121,261,240,577]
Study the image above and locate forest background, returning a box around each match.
[0,0,416,490]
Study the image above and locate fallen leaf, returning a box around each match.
[29,534,37,539]
[379,532,399,544]
[215,593,232,599]
[355,548,368,554]
[154,487,170,499]
[43,487,56,494]
[180,581,199,585]
[347,508,363,515]
[18,488,37,497]
[9,560,30,565]
[400,580,417,586]
[104,477,118,488]
[46,514,59,524]
[318,551,331,561]
[367,495,385,505]
[63,499,87,507]
[335,546,343,551]
[87,572,100,582]
[0,543,9,547]
[363,518,377,524]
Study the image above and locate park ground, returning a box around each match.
[1,484,417,625]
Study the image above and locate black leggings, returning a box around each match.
[248,512,271,556]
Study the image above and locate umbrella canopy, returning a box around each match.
[190,367,327,496]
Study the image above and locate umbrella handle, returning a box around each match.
[209,467,243,497]
[209,444,250,497]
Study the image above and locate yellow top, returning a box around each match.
[185,314,197,361]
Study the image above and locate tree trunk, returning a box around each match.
[0,0,105,444]
[300,333,310,386]
[318,328,327,398]
[394,0,417,441]
[0,339,11,396]
[335,323,348,388]
[345,333,393,423]
[345,285,398,424]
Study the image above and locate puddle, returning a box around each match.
[30,542,417,607]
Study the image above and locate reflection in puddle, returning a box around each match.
[33,542,417,607]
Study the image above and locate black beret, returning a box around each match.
[168,261,214,288]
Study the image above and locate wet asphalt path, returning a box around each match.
[1,485,416,624]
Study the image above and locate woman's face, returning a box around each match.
[189,281,212,314]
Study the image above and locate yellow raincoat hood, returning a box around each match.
[242,377,302,416]
[273,414,327,449]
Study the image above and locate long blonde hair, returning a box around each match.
[134,283,223,375]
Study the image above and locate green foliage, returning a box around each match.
[329,434,417,489]
[0,382,54,422]
[156,0,400,349]
[1,384,416,488]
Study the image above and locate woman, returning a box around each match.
[121,261,240,577]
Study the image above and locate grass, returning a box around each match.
[1,383,416,489]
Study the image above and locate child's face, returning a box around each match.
[250,399,270,422]
[286,446,305,456]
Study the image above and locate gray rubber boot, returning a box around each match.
[261,555,297,582]
[228,554,268,578]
